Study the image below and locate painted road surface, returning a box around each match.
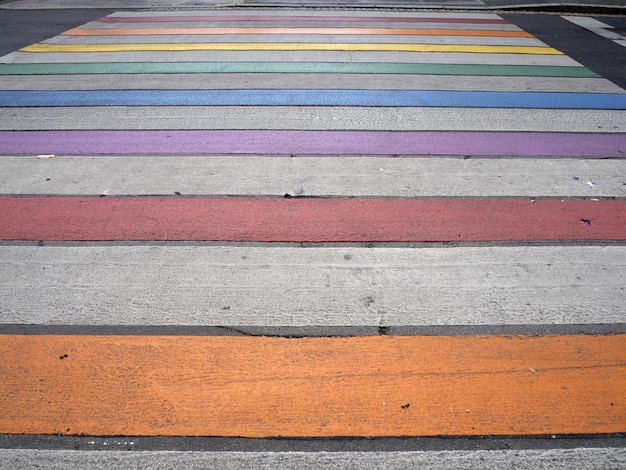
[0,9,625,468]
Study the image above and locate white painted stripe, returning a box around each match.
[0,51,583,66]
[2,156,624,198]
[563,16,626,47]
[0,449,625,469]
[2,107,624,132]
[562,16,615,30]
[1,75,621,93]
[0,246,623,326]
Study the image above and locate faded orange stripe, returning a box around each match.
[0,334,624,437]
[63,27,534,37]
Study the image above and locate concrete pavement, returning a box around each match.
[0,6,625,468]
[2,449,625,469]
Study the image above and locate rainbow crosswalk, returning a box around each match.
[0,9,625,464]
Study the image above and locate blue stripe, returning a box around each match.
[1,90,625,109]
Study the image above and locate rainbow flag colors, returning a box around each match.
[0,10,625,450]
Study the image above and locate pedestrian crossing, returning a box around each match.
[0,8,624,463]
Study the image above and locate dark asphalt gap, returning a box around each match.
[600,15,626,34]
[1,434,625,452]
[0,10,113,57]
[503,13,626,89]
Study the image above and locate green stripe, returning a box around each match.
[0,62,601,78]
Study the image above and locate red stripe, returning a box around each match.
[0,197,623,242]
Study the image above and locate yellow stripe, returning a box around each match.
[21,43,563,54]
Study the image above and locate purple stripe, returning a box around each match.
[1,131,624,157]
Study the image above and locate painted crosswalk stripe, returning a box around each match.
[20,43,563,54]
[1,197,623,242]
[2,89,624,108]
[1,334,624,436]
[0,62,600,77]
[1,130,624,157]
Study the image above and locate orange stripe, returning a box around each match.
[63,27,534,37]
[1,334,624,437]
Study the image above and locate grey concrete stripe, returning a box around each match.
[3,324,626,336]
[1,75,622,93]
[79,21,526,31]
[3,156,623,197]
[2,107,624,132]
[0,449,625,469]
[0,245,623,326]
[106,11,508,19]
[0,51,583,66]
[44,35,545,47]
